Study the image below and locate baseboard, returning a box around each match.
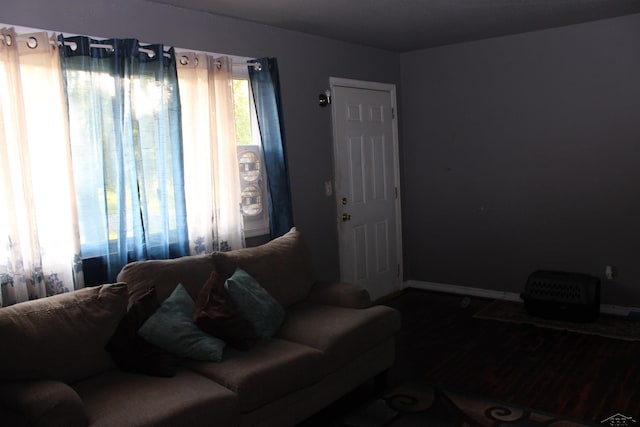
[403,280,639,317]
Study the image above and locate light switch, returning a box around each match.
[324,181,332,197]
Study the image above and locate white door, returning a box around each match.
[330,78,402,301]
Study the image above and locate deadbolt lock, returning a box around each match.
[342,213,352,221]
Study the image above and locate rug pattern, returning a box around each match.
[339,381,598,427]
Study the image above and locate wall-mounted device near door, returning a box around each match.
[318,89,331,107]
[324,181,332,197]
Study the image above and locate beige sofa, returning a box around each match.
[0,228,401,427]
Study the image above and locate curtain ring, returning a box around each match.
[4,33,13,47]
[62,41,78,52]
[180,55,189,66]
[27,37,38,49]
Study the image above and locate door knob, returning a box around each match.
[342,213,352,221]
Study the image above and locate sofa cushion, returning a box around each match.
[138,284,226,362]
[212,227,314,307]
[183,338,324,413]
[225,268,285,338]
[193,271,257,350]
[277,303,401,375]
[106,287,177,377]
[116,254,216,305]
[72,368,238,427]
[0,283,128,383]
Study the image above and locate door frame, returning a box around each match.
[329,77,403,295]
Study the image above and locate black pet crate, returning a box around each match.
[521,270,600,322]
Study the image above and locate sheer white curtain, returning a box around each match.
[177,54,244,253]
[0,28,83,306]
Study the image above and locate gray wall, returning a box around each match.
[2,0,401,282]
[5,2,640,306]
[400,14,640,306]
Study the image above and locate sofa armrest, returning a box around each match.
[0,380,87,427]
[307,281,372,308]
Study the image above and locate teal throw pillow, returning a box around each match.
[224,268,285,338]
[138,284,225,361]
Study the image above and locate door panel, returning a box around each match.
[331,80,401,300]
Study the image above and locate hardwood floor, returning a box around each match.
[383,288,640,423]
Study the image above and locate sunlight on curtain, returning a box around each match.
[0,29,83,306]
[59,36,189,282]
[177,54,244,253]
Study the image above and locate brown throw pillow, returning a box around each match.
[193,271,258,350]
[106,287,177,377]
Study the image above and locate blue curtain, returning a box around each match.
[59,36,188,282]
[248,58,294,238]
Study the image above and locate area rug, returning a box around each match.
[337,381,598,427]
[473,300,640,341]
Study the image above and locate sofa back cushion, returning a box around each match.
[0,283,128,383]
[116,254,216,305]
[212,227,314,308]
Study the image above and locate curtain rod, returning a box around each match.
[6,34,166,58]
[3,33,262,70]
[57,39,173,59]
[177,53,261,70]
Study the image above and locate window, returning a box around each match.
[65,50,269,261]
[1,26,286,300]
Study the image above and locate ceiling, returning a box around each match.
[149,0,640,52]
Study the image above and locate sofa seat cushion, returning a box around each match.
[72,368,237,427]
[277,303,401,375]
[183,338,323,413]
[0,283,128,383]
[211,227,314,308]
